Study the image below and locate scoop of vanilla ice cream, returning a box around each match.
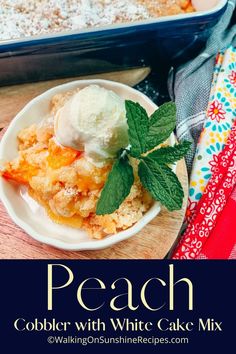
[54,85,129,165]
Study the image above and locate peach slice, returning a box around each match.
[2,160,39,184]
[47,138,81,169]
[46,207,83,228]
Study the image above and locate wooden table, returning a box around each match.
[0,68,188,259]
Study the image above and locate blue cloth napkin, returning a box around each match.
[168,0,236,173]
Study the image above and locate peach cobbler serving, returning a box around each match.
[0,86,153,239]
[1,84,190,241]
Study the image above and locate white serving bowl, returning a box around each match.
[0,79,175,251]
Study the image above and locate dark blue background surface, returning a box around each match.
[0,260,235,353]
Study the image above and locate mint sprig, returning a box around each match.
[138,158,184,211]
[96,154,134,215]
[147,141,191,165]
[96,101,191,215]
[125,100,149,157]
[146,102,176,151]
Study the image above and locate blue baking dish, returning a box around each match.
[0,0,228,86]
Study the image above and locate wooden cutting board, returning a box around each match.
[0,68,188,259]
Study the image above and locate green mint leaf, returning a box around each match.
[146,102,176,151]
[125,100,149,157]
[138,157,184,211]
[96,155,134,215]
[147,140,191,164]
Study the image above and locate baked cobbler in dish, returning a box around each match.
[0,1,195,41]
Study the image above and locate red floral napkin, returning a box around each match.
[197,186,236,259]
[172,121,236,259]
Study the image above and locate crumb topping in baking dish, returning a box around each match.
[0,0,195,41]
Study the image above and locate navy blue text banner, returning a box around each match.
[0,260,235,353]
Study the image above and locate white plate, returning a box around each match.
[0,79,175,251]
